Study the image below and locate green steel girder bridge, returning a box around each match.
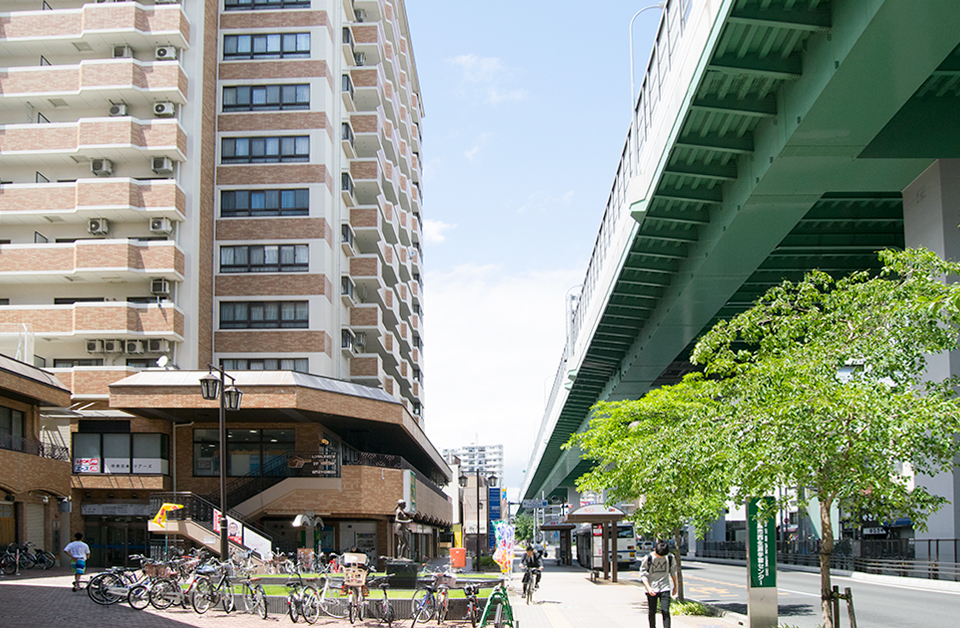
[521,0,960,505]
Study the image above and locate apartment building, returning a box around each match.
[0,0,436,564]
[443,444,504,481]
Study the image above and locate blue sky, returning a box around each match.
[406,2,664,489]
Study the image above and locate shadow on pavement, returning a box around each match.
[710,602,817,618]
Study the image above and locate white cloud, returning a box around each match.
[517,189,576,214]
[448,54,527,105]
[464,145,480,161]
[421,264,584,488]
[422,219,455,244]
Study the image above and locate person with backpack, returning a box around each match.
[640,541,678,628]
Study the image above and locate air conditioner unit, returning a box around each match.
[125,340,144,355]
[91,158,113,177]
[354,52,365,66]
[150,278,171,296]
[113,45,133,59]
[86,339,104,354]
[354,332,366,350]
[147,338,170,353]
[102,339,123,353]
[354,9,365,21]
[153,102,175,118]
[155,46,178,60]
[87,218,110,236]
[108,103,128,117]
[152,156,174,175]
[149,217,173,234]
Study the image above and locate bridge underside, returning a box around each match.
[525,0,960,500]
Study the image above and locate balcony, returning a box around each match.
[0,178,184,224]
[350,64,390,113]
[0,302,184,339]
[0,117,186,168]
[0,433,69,462]
[350,106,394,160]
[352,22,385,70]
[0,239,184,284]
[0,59,187,109]
[0,2,190,55]
[349,149,389,205]
[349,254,385,299]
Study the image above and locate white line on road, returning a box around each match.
[776,587,819,597]
[782,570,960,596]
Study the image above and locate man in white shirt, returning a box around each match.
[62,532,90,591]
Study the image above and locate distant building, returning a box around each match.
[443,444,503,480]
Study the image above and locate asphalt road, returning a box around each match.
[635,560,960,628]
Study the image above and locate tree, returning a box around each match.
[513,513,535,543]
[691,248,960,628]
[565,373,731,601]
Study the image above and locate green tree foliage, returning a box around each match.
[691,248,960,627]
[513,513,535,543]
[565,373,730,600]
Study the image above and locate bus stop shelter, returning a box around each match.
[540,521,576,565]
[564,505,626,582]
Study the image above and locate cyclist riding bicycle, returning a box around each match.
[521,545,543,590]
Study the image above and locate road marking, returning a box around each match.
[784,570,960,596]
[777,587,820,597]
[542,602,577,628]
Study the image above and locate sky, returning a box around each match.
[405,2,665,492]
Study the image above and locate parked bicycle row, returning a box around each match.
[0,541,57,573]
[81,548,518,627]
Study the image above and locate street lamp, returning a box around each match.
[629,3,665,110]
[199,364,242,560]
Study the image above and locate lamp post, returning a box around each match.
[629,3,666,110]
[199,365,243,560]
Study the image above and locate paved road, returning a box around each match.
[643,560,960,628]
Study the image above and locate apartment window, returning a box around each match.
[220,244,308,273]
[72,432,170,474]
[220,301,308,329]
[0,299,9,306]
[0,406,25,440]
[223,84,310,111]
[126,359,155,368]
[223,33,310,59]
[224,0,310,9]
[53,359,104,368]
[221,189,309,217]
[193,428,295,477]
[221,358,309,372]
[221,136,309,164]
[54,297,105,305]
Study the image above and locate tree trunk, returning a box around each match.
[819,497,835,628]
[673,528,685,602]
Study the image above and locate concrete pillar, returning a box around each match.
[902,159,960,552]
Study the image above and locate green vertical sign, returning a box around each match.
[748,497,776,588]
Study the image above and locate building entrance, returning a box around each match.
[83,517,148,567]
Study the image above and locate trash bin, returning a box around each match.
[450,547,466,569]
[385,560,418,589]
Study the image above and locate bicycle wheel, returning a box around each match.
[302,586,321,624]
[0,554,16,575]
[253,584,268,619]
[128,584,150,609]
[221,581,236,613]
[318,578,348,618]
[410,588,436,626]
[436,592,447,624]
[288,593,300,623]
[19,552,36,570]
[36,551,56,570]
[192,577,214,614]
[149,579,177,609]
[525,578,533,605]
[381,599,396,627]
[348,589,357,625]
[89,572,125,605]
[468,600,479,628]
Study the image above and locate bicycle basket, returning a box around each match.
[343,566,367,587]
[435,572,457,588]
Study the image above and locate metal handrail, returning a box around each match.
[0,433,69,462]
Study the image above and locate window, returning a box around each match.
[224,0,310,10]
[193,428,295,477]
[221,136,309,164]
[53,359,104,368]
[71,433,170,474]
[0,406,25,442]
[223,33,310,59]
[219,301,309,329]
[220,244,308,273]
[126,359,155,368]
[223,84,310,111]
[54,297,105,305]
[221,358,309,372]
[221,189,309,217]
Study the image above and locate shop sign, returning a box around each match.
[748,497,777,588]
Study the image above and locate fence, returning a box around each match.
[0,433,69,461]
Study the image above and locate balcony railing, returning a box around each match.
[0,434,69,462]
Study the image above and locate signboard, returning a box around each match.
[73,458,100,473]
[522,499,547,509]
[81,503,154,516]
[311,453,338,477]
[243,526,271,559]
[747,497,776,588]
[403,469,417,513]
[212,509,244,545]
[488,487,501,551]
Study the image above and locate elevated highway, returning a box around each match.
[522,0,960,506]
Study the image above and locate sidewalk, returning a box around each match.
[509,561,742,628]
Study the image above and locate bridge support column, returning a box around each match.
[902,159,960,557]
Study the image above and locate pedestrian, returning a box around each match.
[62,532,90,592]
[640,541,678,628]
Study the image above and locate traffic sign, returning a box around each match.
[522,499,547,509]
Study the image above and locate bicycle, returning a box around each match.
[21,541,56,569]
[318,568,348,619]
[192,560,237,614]
[148,550,209,610]
[522,566,541,605]
[341,551,370,624]
[238,571,268,619]
[369,573,395,626]
[463,583,482,627]
[285,559,321,623]
[87,557,147,606]
[411,568,455,626]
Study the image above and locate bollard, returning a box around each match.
[831,585,841,627]
[844,587,857,628]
